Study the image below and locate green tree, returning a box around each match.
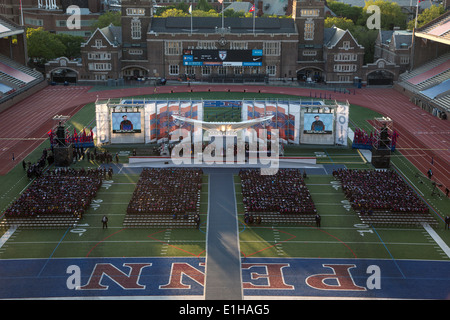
[224,8,247,17]
[327,1,363,25]
[159,8,188,17]
[361,0,407,30]
[192,9,220,17]
[407,4,446,30]
[26,27,66,63]
[197,0,213,12]
[54,33,84,59]
[90,11,121,31]
[351,26,378,64]
[325,16,355,31]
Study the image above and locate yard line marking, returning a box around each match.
[38,227,71,277]
[371,225,406,279]
[422,222,450,259]
[0,226,17,249]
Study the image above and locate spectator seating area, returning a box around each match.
[239,169,317,225]
[397,52,450,114]
[0,168,104,229]
[124,168,203,228]
[332,169,438,227]
[0,54,43,101]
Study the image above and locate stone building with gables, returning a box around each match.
[47,0,370,85]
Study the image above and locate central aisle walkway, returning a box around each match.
[205,170,242,300]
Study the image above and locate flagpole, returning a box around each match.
[20,0,24,26]
[249,3,255,35]
[415,0,420,29]
[190,3,193,35]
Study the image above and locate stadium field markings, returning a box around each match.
[370,224,405,278]
[0,226,17,249]
[3,239,436,247]
[422,223,450,259]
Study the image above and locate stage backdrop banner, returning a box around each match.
[95,103,110,144]
[335,103,349,146]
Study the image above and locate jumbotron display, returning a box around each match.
[183,49,263,67]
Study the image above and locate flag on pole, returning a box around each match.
[250,4,255,35]
[19,0,24,25]
[189,3,193,35]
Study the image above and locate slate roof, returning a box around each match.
[100,24,122,46]
[149,17,297,34]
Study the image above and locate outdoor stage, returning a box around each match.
[0,84,448,193]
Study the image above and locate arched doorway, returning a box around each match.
[50,68,78,84]
[296,67,324,83]
[367,70,395,86]
[122,66,149,81]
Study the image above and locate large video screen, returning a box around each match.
[183,49,263,67]
[303,113,333,134]
[112,112,141,133]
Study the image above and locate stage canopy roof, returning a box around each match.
[172,115,274,132]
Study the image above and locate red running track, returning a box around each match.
[0,84,448,192]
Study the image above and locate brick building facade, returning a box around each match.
[44,0,369,85]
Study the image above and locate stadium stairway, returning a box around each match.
[357,211,439,228]
[0,214,80,230]
[123,213,198,228]
[244,211,316,225]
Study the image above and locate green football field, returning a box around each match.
[0,91,449,299]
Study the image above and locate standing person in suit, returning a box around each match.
[102,215,109,229]
[315,213,321,228]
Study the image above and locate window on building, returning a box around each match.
[234,67,243,75]
[263,42,281,56]
[342,41,351,49]
[301,9,319,16]
[131,18,142,40]
[304,20,314,40]
[218,66,227,75]
[165,41,182,55]
[169,64,179,75]
[24,18,43,26]
[202,66,211,76]
[333,64,357,72]
[129,49,143,55]
[95,74,107,81]
[88,63,112,71]
[303,50,317,56]
[266,65,276,76]
[185,66,195,75]
[197,41,216,49]
[334,53,357,61]
[94,39,104,48]
[400,56,410,64]
[230,41,248,50]
[88,52,111,60]
[126,8,145,15]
